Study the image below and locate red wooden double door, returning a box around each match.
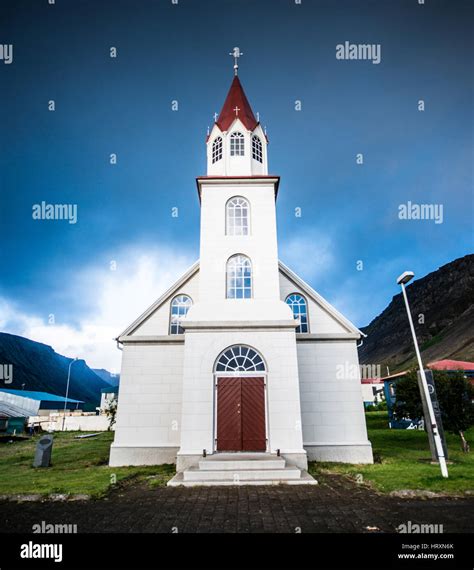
[216,377,266,452]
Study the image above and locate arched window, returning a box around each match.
[252,135,263,163]
[169,294,192,334]
[215,345,265,372]
[285,293,309,333]
[226,254,252,299]
[212,137,223,163]
[226,196,249,236]
[230,132,245,156]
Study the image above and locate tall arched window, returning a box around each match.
[215,345,266,372]
[212,137,223,163]
[230,132,245,156]
[169,294,192,334]
[226,255,252,299]
[226,196,249,236]
[286,293,309,333]
[252,135,263,163]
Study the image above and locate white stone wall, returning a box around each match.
[35,414,111,432]
[188,181,293,324]
[133,271,200,336]
[297,340,373,463]
[178,329,305,460]
[279,271,350,334]
[110,343,184,465]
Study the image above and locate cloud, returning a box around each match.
[0,245,196,373]
[279,230,335,283]
[328,256,407,328]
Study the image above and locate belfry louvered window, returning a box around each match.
[252,135,263,163]
[230,132,245,156]
[212,137,223,163]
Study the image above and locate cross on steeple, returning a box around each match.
[213,112,218,122]
[229,46,243,76]
[233,106,240,116]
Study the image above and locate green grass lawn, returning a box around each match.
[308,412,474,495]
[1,415,473,498]
[0,431,174,497]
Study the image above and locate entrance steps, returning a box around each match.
[167,453,317,487]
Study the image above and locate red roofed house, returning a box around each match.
[428,360,474,373]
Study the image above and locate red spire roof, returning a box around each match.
[216,76,258,132]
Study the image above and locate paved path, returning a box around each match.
[1,474,472,533]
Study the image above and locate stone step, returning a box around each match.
[168,471,318,487]
[199,457,285,471]
[183,466,301,482]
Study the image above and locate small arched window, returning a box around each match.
[169,294,193,334]
[226,196,249,236]
[286,293,309,333]
[252,135,263,163]
[212,137,223,163]
[226,254,252,299]
[215,345,266,372]
[230,132,245,156]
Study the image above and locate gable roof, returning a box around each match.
[428,359,474,371]
[117,259,363,340]
[278,261,364,337]
[216,76,258,132]
[117,260,200,339]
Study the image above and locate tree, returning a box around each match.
[435,372,474,453]
[394,369,474,452]
[104,397,118,431]
[393,370,423,423]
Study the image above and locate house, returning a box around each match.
[382,359,474,428]
[361,378,385,407]
[110,53,373,484]
[428,359,474,378]
[99,387,119,412]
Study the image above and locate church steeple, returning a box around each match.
[206,49,268,177]
[215,76,258,132]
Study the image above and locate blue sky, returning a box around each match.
[0,0,472,371]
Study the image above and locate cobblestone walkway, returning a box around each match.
[1,474,472,533]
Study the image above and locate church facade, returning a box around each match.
[110,58,373,479]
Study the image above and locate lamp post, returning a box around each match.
[62,358,78,431]
[397,271,448,478]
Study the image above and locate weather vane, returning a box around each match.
[229,47,243,76]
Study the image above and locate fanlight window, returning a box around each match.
[215,345,265,372]
[212,137,223,163]
[230,132,245,156]
[169,294,192,334]
[226,196,249,236]
[252,135,263,163]
[286,293,309,333]
[226,254,252,299]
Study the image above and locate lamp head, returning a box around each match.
[397,271,414,285]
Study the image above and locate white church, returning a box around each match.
[110,51,373,485]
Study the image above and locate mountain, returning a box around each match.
[358,255,474,373]
[93,368,120,387]
[0,333,111,407]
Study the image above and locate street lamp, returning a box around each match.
[62,358,78,431]
[397,271,448,478]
